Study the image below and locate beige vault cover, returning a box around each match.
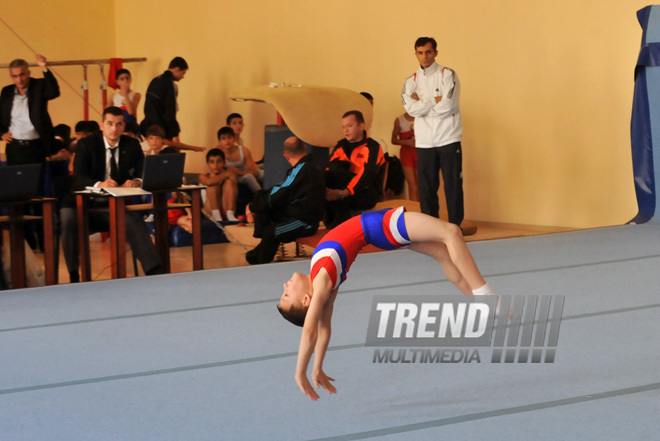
[230,84,373,148]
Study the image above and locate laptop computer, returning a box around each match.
[85,153,186,197]
[141,152,186,191]
[0,164,42,203]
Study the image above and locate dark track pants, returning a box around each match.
[416,142,464,226]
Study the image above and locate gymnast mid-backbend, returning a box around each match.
[278,206,497,400]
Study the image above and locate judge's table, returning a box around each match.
[75,186,204,281]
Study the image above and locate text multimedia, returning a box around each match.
[372,348,481,363]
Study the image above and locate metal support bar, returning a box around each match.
[99,63,107,110]
[0,57,147,69]
[81,65,89,121]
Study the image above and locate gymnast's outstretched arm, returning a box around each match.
[295,270,336,400]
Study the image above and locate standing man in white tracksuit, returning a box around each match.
[401,37,464,226]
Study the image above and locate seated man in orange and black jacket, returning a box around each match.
[324,110,385,229]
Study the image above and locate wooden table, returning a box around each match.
[76,187,203,281]
[0,198,56,288]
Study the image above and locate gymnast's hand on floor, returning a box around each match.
[295,369,335,400]
[296,373,320,400]
[313,369,336,396]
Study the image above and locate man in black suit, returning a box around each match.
[1,54,60,166]
[60,106,161,282]
[1,55,61,251]
[139,57,188,141]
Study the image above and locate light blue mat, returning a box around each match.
[1,225,659,440]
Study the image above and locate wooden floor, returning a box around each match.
[5,218,576,287]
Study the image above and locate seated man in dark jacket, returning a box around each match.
[245,137,325,265]
[324,110,385,229]
[60,106,161,282]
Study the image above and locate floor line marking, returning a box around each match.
[304,382,660,441]
[2,253,659,334]
[2,299,659,395]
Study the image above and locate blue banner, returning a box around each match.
[630,5,660,224]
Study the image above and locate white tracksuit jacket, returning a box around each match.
[401,61,462,148]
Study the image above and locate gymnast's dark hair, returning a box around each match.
[277,304,307,327]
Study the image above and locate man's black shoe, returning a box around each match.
[245,241,279,265]
[145,265,162,276]
[246,244,264,265]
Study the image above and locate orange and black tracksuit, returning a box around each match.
[324,132,385,228]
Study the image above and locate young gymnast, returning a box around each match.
[278,206,496,400]
[199,148,239,222]
[112,68,141,124]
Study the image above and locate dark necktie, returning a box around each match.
[109,146,119,181]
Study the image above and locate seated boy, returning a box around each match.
[217,126,262,193]
[278,206,496,400]
[167,199,193,233]
[227,112,264,166]
[144,125,167,155]
[71,120,99,150]
[142,124,205,154]
[199,148,238,222]
[226,112,246,147]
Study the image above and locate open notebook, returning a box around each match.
[87,186,151,197]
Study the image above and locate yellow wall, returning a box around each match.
[1,0,649,228]
[0,2,115,131]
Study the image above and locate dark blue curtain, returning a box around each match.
[629,5,660,223]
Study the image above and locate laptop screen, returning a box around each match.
[0,164,42,202]
[141,153,186,191]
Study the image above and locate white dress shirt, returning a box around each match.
[8,88,39,140]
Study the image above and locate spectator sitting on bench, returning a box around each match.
[217,126,262,193]
[324,110,385,229]
[199,147,238,222]
[245,136,325,265]
[144,125,167,155]
[226,112,247,147]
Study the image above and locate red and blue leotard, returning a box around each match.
[310,206,411,289]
